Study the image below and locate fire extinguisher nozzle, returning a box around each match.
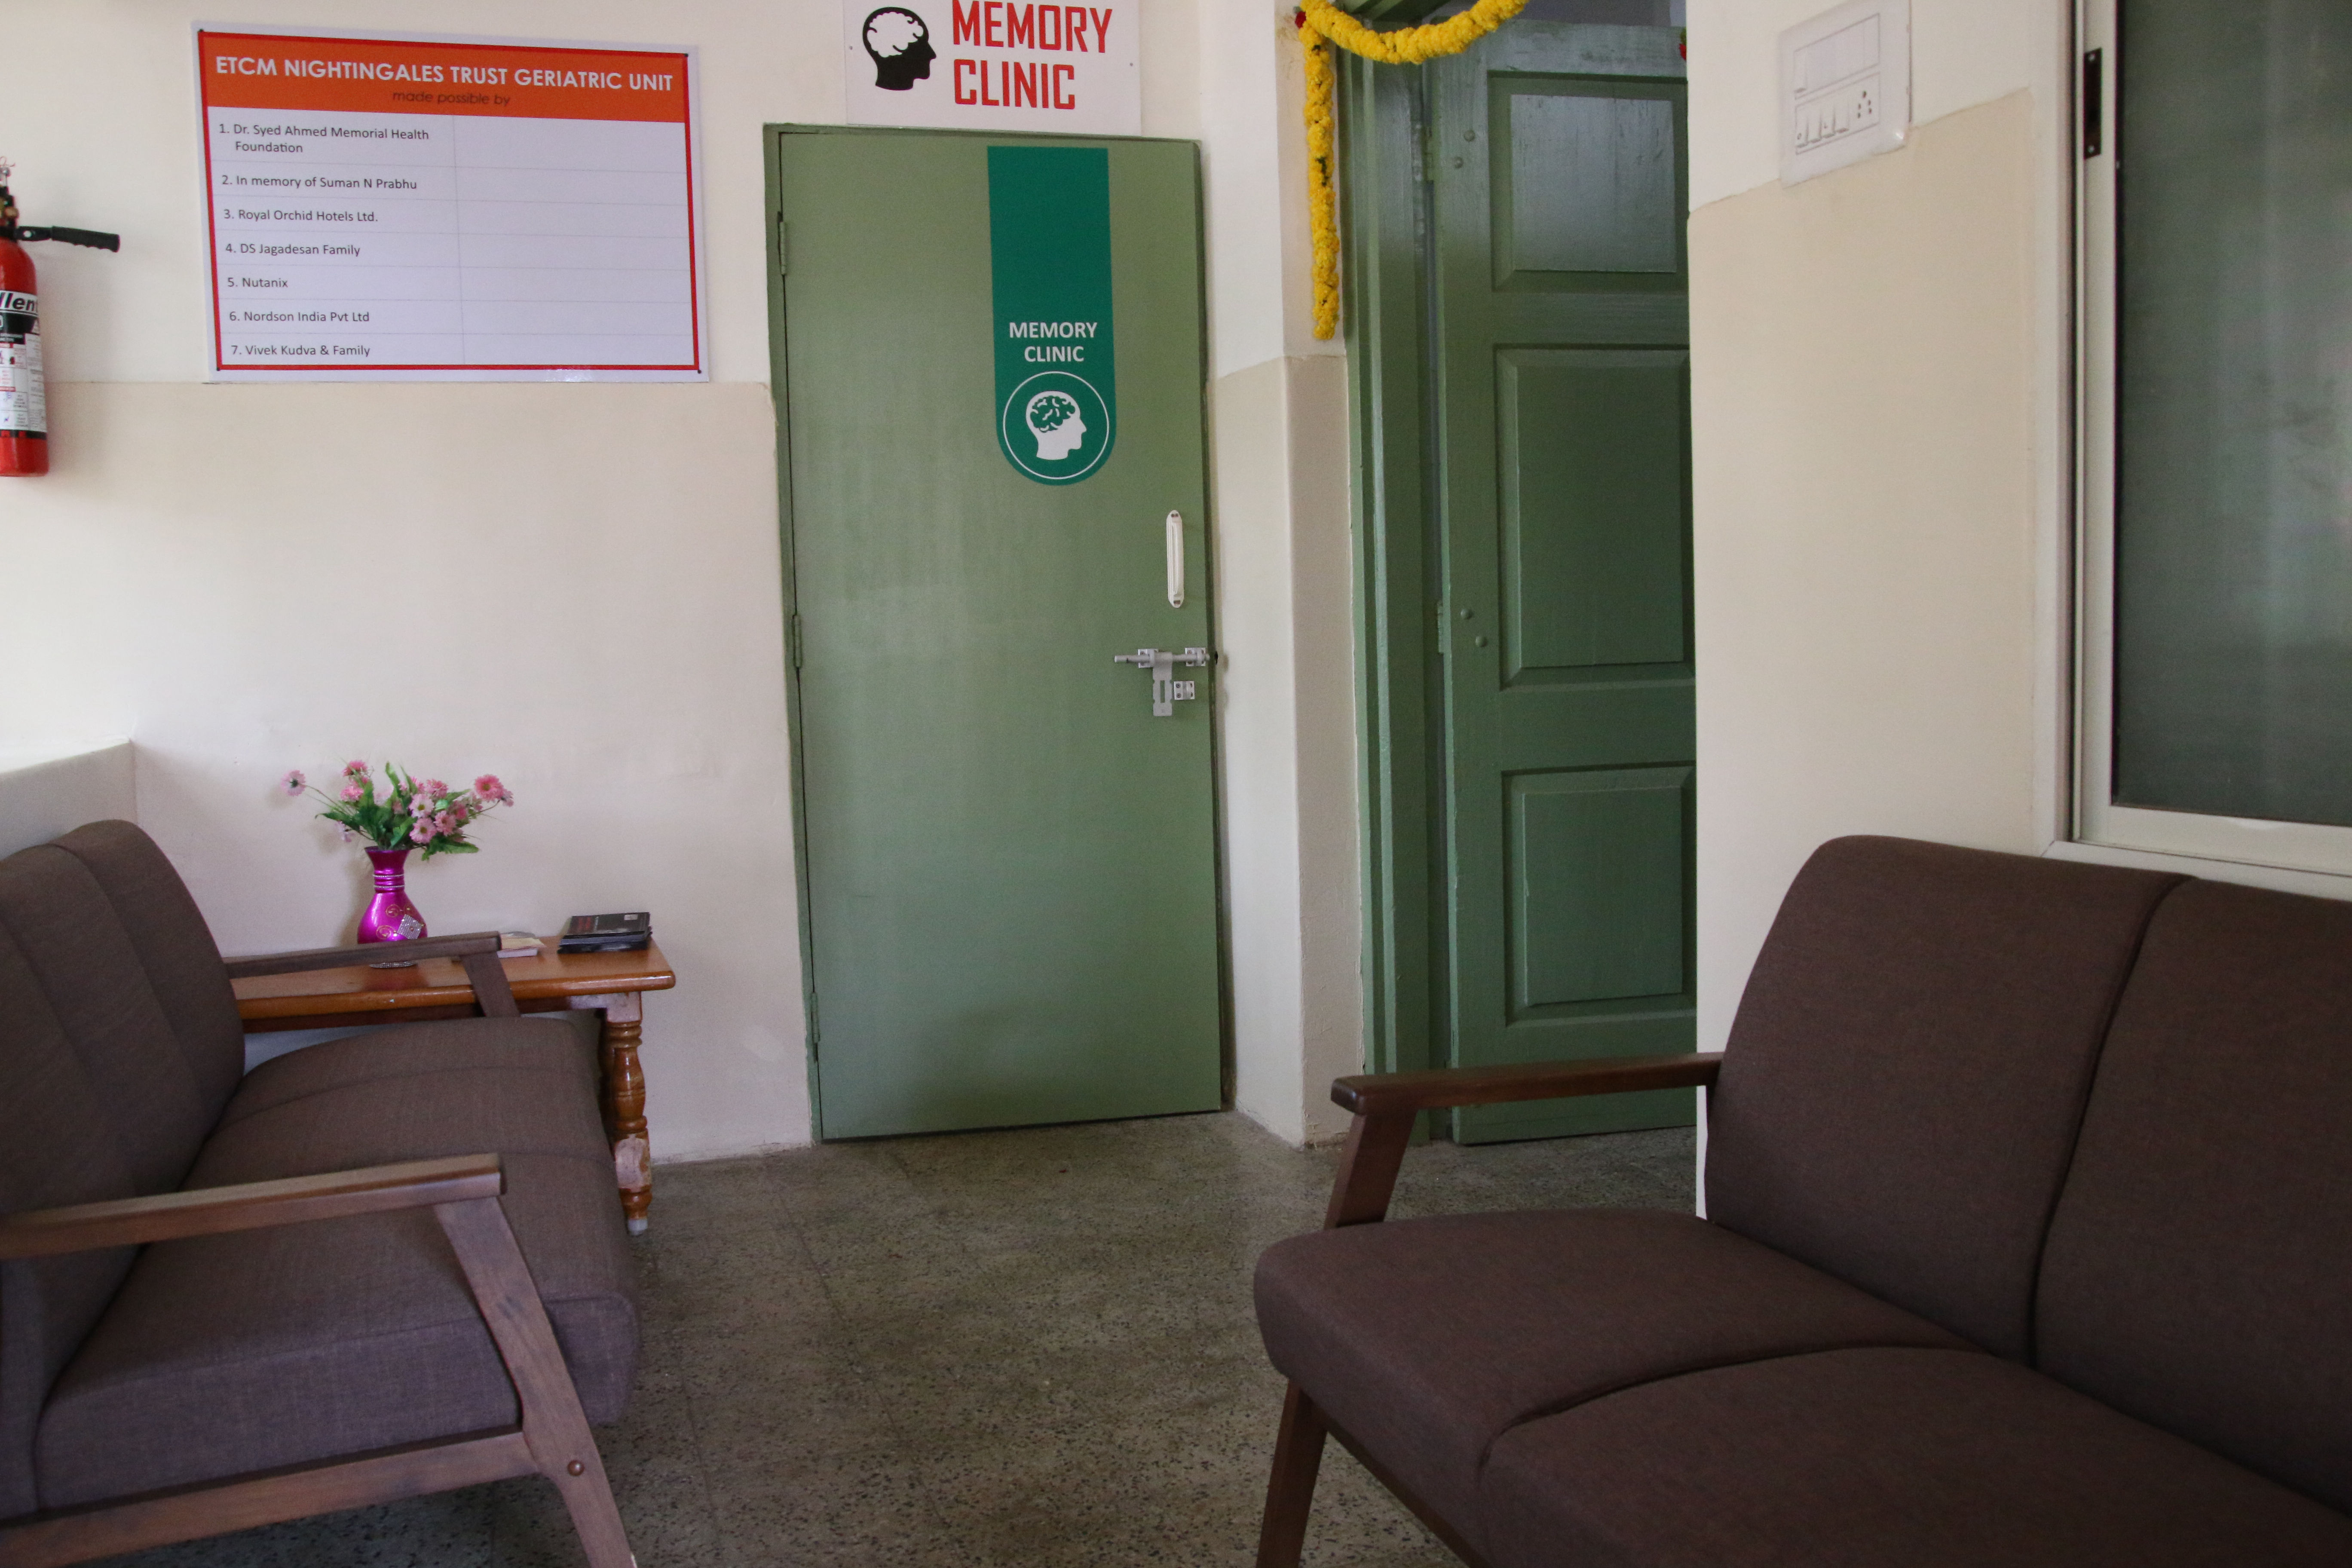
[19,227,120,252]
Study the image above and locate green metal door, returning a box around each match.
[1430,27,1694,1142]
[767,127,1222,1140]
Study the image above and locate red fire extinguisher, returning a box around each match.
[1,159,120,478]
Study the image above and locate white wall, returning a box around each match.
[1197,0,1362,1145]
[4,0,1358,1154]
[1685,0,2072,1053]
[2,0,857,1163]
[0,741,137,857]
[1209,355,1359,1145]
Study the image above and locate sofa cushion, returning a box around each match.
[34,1017,637,1508]
[0,842,216,1197]
[0,930,142,1520]
[211,1006,605,1138]
[1705,837,2184,1358]
[50,822,245,1128]
[1255,1210,1971,1550]
[1478,1347,2352,1568]
[2037,879,2352,1515]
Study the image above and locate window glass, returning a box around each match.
[2113,2,2352,824]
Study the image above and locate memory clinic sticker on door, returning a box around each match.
[844,1,1138,134]
[989,146,1115,485]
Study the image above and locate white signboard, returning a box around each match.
[844,2,1139,135]
[198,26,705,380]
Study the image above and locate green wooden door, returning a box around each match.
[1430,27,1694,1142]
[768,128,1222,1140]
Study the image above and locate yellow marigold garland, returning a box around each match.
[1294,0,1529,339]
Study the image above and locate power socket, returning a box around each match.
[1781,0,1910,185]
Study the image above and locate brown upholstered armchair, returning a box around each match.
[1250,836,2352,1568]
[1253,1052,1721,1567]
[0,822,637,1567]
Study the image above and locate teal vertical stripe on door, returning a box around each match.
[989,145,1118,484]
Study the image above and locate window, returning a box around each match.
[2077,0,2352,874]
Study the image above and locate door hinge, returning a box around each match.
[2082,50,2104,159]
[775,215,790,273]
[789,612,803,669]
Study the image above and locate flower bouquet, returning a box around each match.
[280,760,515,946]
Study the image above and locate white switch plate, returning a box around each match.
[1780,0,1909,186]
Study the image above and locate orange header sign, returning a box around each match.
[198,31,690,124]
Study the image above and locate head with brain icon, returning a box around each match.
[1026,389,1088,461]
[862,7,935,90]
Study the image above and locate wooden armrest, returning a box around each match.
[0,1155,503,1260]
[224,932,520,1018]
[226,931,502,977]
[1322,1052,1722,1230]
[1331,1052,1722,1117]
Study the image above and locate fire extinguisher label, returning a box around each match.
[0,289,43,438]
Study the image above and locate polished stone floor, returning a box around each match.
[102,1112,1694,1568]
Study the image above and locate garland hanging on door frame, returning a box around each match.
[1293,0,1528,339]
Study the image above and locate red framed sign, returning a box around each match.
[197,27,705,380]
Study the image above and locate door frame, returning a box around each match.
[1339,2,1449,1081]
[762,123,1234,1131]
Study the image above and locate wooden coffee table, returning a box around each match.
[234,941,676,1233]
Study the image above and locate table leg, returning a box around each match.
[575,992,651,1234]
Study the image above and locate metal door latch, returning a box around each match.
[1115,646,1210,716]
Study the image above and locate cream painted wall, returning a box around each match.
[1686,0,2062,208]
[5,378,809,1157]
[1210,355,1359,1146]
[0,742,136,857]
[1198,0,1339,375]
[0,0,848,1163]
[1196,0,1363,1145]
[1685,0,2072,1060]
[4,0,1360,1155]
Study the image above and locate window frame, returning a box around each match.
[2070,0,2352,883]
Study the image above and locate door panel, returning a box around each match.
[1511,766,1690,1011]
[1497,83,1682,281]
[1502,349,1691,675]
[769,128,1221,1140]
[1433,26,1694,1143]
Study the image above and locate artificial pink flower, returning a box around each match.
[343,759,368,777]
[418,778,448,801]
[435,811,460,835]
[474,774,512,805]
[409,821,433,844]
[340,782,364,802]
[279,769,306,796]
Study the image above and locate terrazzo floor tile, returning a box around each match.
[92,1112,1693,1567]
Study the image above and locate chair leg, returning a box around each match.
[1256,1381,1329,1568]
[437,1197,637,1568]
[543,1453,634,1568]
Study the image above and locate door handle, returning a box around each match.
[1166,509,1185,608]
[1115,646,1210,716]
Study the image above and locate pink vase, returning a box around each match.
[358,846,428,948]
